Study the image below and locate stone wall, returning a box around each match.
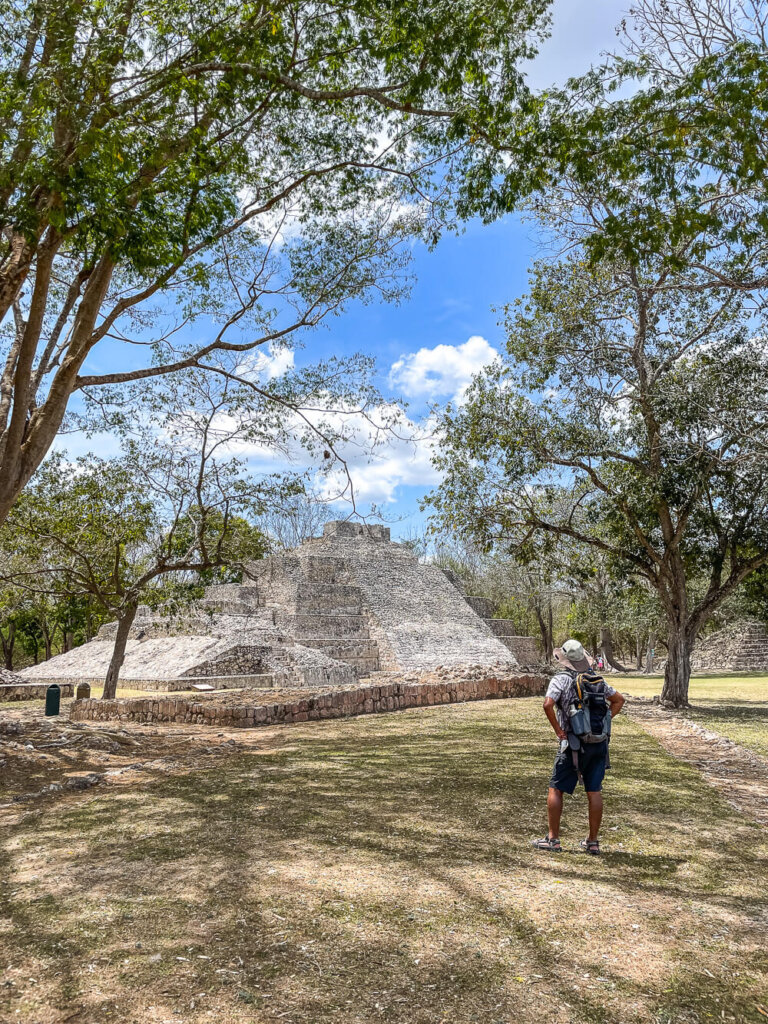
[1,682,74,701]
[484,621,542,668]
[503,636,542,668]
[70,671,547,728]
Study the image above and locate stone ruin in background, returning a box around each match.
[689,619,768,673]
[20,521,541,692]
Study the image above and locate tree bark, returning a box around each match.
[660,626,692,707]
[42,621,52,661]
[644,632,655,674]
[1,620,15,669]
[533,600,554,660]
[600,625,629,672]
[102,602,138,700]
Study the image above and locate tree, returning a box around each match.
[431,4,768,706]
[1,356,282,696]
[426,251,768,706]
[0,0,553,525]
[258,487,338,552]
[619,0,767,79]
[5,447,266,698]
[564,558,665,672]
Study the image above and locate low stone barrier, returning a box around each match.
[16,673,288,692]
[69,673,546,728]
[1,682,75,702]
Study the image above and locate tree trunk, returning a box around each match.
[600,625,629,672]
[644,632,655,674]
[42,622,52,661]
[533,601,554,661]
[102,603,138,700]
[1,620,15,669]
[660,627,692,707]
[636,635,643,670]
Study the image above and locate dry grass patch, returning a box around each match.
[1,698,767,1024]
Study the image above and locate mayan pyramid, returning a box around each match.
[21,521,537,691]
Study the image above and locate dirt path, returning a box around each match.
[628,698,768,824]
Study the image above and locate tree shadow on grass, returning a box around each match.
[1,702,767,1023]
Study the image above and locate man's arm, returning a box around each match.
[543,696,566,741]
[608,692,626,718]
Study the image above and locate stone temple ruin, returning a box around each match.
[21,521,540,692]
[690,619,768,673]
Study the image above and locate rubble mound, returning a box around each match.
[0,667,26,686]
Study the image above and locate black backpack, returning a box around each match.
[566,671,612,744]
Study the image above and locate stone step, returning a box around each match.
[466,595,496,618]
[296,638,380,676]
[299,637,380,657]
[294,583,364,615]
[275,612,370,638]
[486,618,521,637]
[298,556,354,584]
[197,599,266,616]
[202,584,263,605]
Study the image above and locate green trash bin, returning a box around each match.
[45,683,61,717]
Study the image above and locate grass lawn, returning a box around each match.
[1,698,767,1024]
[621,674,768,759]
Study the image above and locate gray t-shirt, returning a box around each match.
[546,672,616,730]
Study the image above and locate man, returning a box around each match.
[533,638,625,855]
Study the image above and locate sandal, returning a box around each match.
[533,835,562,852]
[580,838,600,856]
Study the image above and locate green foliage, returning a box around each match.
[0,0,548,266]
[428,10,768,705]
[462,40,768,288]
[0,0,554,526]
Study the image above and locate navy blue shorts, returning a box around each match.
[550,741,608,794]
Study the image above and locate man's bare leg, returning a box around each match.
[586,791,603,841]
[547,787,564,839]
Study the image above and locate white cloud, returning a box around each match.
[236,343,294,381]
[215,396,442,507]
[389,335,500,404]
[316,412,442,506]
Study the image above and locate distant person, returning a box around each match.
[533,639,625,855]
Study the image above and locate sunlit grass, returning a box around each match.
[618,674,768,758]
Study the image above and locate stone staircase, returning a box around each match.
[282,558,381,676]
[691,619,768,672]
[202,555,381,678]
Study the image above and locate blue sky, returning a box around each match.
[301,0,629,537]
[65,0,629,539]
